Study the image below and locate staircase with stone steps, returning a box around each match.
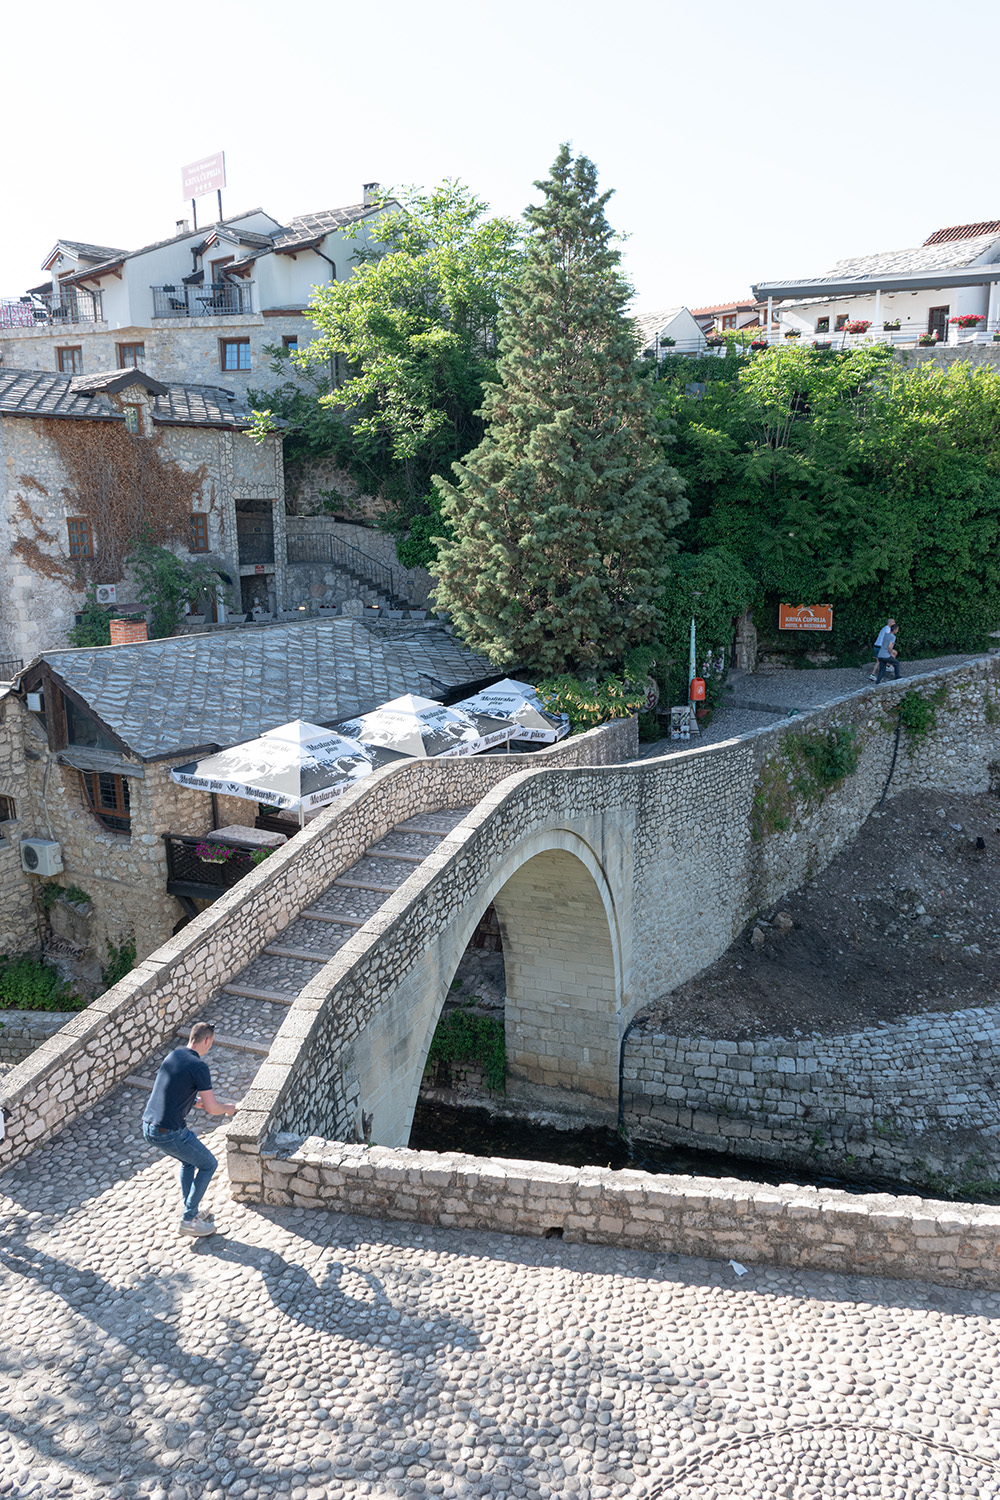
[123,807,474,1107]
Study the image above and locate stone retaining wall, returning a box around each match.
[625,1001,1000,1191]
[0,718,635,1170]
[0,1010,78,1064]
[235,1133,1000,1291]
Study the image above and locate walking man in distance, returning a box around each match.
[869,617,896,681]
[142,1021,236,1237]
[875,622,902,684]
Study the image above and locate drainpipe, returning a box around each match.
[874,287,881,333]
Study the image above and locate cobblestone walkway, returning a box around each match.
[3,1102,1000,1500]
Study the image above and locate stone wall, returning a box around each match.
[284,518,433,609]
[0,718,636,1171]
[0,691,39,953]
[221,657,998,1176]
[625,1002,1000,1191]
[0,405,284,662]
[0,1009,78,1064]
[234,1135,1000,1292]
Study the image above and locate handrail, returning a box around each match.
[286,531,402,607]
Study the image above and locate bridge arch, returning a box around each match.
[349,827,629,1148]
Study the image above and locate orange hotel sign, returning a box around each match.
[779,603,833,632]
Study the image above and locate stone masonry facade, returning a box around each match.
[0,398,285,665]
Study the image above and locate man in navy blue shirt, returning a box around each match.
[142,1021,235,1237]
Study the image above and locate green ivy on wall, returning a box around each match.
[751,724,860,840]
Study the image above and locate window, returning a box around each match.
[64,696,120,752]
[835,314,849,331]
[117,342,145,369]
[282,335,298,350]
[220,337,251,371]
[720,314,737,330]
[122,404,141,434]
[80,771,131,834]
[189,513,209,552]
[57,346,83,374]
[0,794,16,823]
[815,317,830,333]
[211,256,234,285]
[67,517,93,558]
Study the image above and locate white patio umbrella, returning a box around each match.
[171,719,409,825]
[332,693,516,759]
[452,678,570,744]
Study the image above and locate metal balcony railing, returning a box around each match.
[0,289,103,327]
[163,832,272,901]
[285,531,402,608]
[237,531,276,565]
[152,282,253,318]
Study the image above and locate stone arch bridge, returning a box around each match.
[0,658,994,1188]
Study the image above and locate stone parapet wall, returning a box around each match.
[0,718,635,1170]
[625,1001,1000,1190]
[0,1009,78,1064]
[227,1134,1000,1292]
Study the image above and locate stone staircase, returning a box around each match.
[122,808,472,1105]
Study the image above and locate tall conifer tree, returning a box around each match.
[433,145,687,673]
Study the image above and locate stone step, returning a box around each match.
[333,877,400,894]
[396,808,473,836]
[338,854,420,887]
[301,908,366,928]
[306,885,386,924]
[174,1030,271,1057]
[264,945,329,964]
[188,993,291,1043]
[367,832,441,860]
[222,983,295,1006]
[234,953,321,997]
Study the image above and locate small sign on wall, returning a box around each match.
[779,604,833,632]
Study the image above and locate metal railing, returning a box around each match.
[286,532,401,607]
[756,319,1000,350]
[152,282,253,318]
[237,532,276,565]
[0,289,103,327]
[163,832,272,899]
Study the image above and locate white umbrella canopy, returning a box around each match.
[171,718,409,814]
[453,678,570,744]
[333,693,516,759]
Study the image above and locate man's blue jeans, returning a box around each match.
[142,1123,217,1219]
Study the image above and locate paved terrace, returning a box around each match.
[2,653,999,1499]
[3,1100,1000,1500]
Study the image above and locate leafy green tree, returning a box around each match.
[66,585,112,647]
[433,145,687,674]
[128,540,227,639]
[252,182,524,558]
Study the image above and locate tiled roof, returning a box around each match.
[634,307,688,350]
[924,221,1000,246]
[689,299,758,315]
[764,231,1000,292]
[59,239,129,262]
[272,201,395,252]
[0,369,121,422]
[0,368,257,429]
[34,620,492,760]
[67,210,274,281]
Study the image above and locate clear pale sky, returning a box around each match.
[4,0,997,313]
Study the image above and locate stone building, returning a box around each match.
[0,366,286,666]
[0,188,394,396]
[0,618,491,969]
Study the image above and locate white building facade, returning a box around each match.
[0,188,395,394]
[753,222,1000,348]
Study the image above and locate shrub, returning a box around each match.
[66,587,112,648]
[0,954,83,1011]
[102,936,137,990]
[426,1008,506,1091]
[535,673,647,733]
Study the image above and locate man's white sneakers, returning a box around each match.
[179,1215,215,1237]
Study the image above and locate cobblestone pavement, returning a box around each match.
[637,652,990,763]
[3,1094,1000,1500]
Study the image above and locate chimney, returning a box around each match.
[110,618,148,646]
[176,218,191,235]
[363,182,380,207]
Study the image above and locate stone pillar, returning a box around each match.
[734,609,758,673]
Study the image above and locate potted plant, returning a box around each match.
[705,335,724,348]
[194,841,234,865]
[749,339,769,351]
[950,314,985,329]
[812,340,832,350]
[846,320,872,335]
[918,333,938,347]
[783,328,802,339]
[660,336,676,347]
[882,320,900,331]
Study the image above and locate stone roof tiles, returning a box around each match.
[0,368,257,428]
[0,369,121,422]
[33,620,492,760]
[763,230,1000,293]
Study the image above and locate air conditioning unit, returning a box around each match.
[20,838,63,876]
[95,584,117,606]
